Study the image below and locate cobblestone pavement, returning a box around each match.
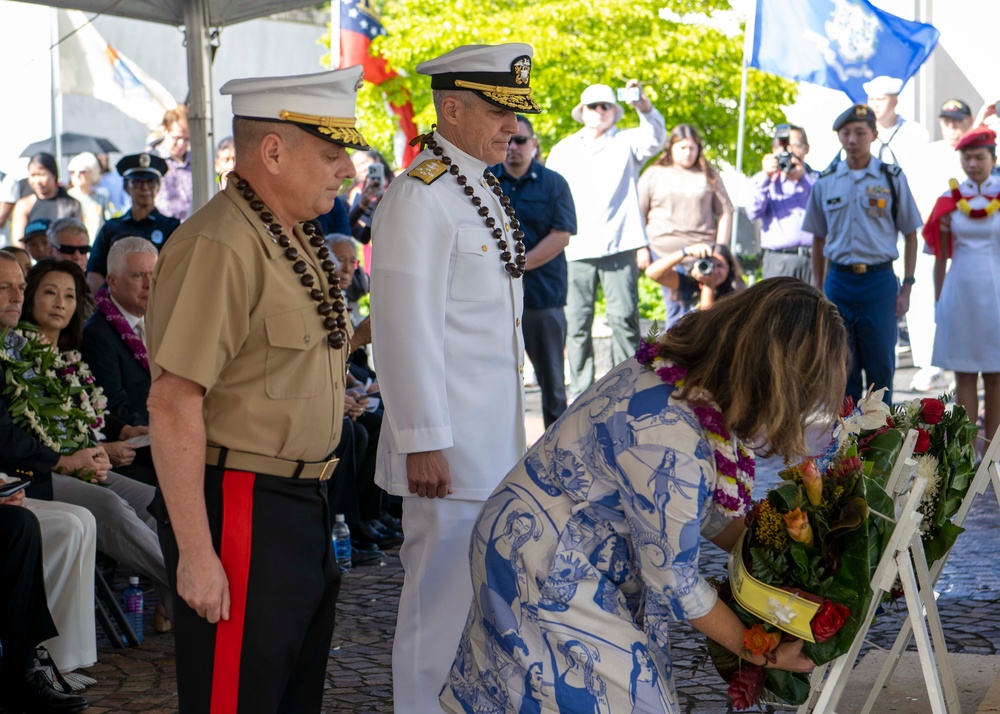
[52,365,1000,713]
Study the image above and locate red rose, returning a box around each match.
[920,398,945,425]
[811,600,850,643]
[914,428,931,454]
[728,663,766,710]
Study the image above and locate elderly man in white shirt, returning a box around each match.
[546,82,666,398]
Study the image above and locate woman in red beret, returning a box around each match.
[924,125,1000,449]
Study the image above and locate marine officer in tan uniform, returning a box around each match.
[146,67,367,714]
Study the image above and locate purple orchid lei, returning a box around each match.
[635,338,755,518]
[94,286,148,373]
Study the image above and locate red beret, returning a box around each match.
[955,125,997,152]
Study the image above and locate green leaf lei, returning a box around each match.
[0,324,108,454]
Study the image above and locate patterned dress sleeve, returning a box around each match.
[608,382,719,627]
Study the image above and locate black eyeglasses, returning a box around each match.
[57,245,91,255]
[510,136,532,145]
[586,102,614,111]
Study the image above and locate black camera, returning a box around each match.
[695,258,714,274]
[775,124,794,173]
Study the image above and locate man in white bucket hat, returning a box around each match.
[547,81,666,398]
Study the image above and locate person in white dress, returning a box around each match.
[907,99,976,393]
[925,126,1000,449]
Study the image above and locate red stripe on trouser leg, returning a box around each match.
[210,470,255,714]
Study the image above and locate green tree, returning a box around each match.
[323,0,796,172]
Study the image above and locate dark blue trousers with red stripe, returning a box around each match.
[153,466,340,714]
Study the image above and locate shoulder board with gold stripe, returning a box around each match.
[407,159,448,185]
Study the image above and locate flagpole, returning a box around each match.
[50,8,64,171]
[330,1,341,68]
[732,0,757,246]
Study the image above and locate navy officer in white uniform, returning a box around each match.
[369,43,539,713]
[803,104,921,404]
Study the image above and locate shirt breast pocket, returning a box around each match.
[450,229,501,302]
[263,306,324,400]
[858,194,894,232]
[823,196,849,235]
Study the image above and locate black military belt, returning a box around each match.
[206,445,337,480]
[828,261,893,275]
[764,246,811,256]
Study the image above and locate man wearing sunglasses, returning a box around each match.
[47,217,92,272]
[86,153,180,294]
[546,80,666,398]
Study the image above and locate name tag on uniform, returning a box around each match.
[825,197,842,206]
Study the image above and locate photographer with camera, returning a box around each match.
[745,124,816,282]
[644,241,744,314]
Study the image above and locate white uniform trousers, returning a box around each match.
[393,497,484,714]
[25,498,98,672]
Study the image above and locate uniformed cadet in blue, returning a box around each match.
[85,153,180,293]
[803,104,921,404]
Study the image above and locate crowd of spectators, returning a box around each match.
[1,78,999,711]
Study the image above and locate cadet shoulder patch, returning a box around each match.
[819,165,837,178]
[408,159,447,184]
[883,163,901,176]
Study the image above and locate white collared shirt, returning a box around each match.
[110,293,144,338]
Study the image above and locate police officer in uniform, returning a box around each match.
[804,104,921,404]
[86,153,179,293]
[370,44,537,713]
[146,67,365,713]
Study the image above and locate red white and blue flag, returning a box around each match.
[334,0,420,167]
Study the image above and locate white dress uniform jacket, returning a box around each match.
[370,132,527,501]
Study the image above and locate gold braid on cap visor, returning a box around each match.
[452,80,540,112]
[278,110,369,148]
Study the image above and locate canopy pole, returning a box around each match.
[50,8,64,173]
[330,1,340,68]
[184,0,215,212]
[732,0,757,246]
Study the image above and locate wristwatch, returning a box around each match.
[902,276,916,286]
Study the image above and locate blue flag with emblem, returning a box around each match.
[750,0,940,103]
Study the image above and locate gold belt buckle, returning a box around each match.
[851,264,867,274]
[318,458,338,481]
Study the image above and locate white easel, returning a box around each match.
[853,424,1000,713]
[796,429,960,713]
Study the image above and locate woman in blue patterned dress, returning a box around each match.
[441,278,848,713]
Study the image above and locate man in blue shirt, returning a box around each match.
[86,153,180,293]
[803,104,921,404]
[492,116,577,426]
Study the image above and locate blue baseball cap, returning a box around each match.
[23,218,51,240]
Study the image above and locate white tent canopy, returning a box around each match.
[18,0,322,211]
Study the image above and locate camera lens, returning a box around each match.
[695,258,714,274]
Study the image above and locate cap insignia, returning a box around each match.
[942,100,962,111]
[139,153,151,168]
[854,105,868,118]
[512,56,531,87]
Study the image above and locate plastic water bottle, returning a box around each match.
[124,576,144,644]
[332,514,352,572]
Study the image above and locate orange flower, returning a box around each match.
[742,624,781,657]
[800,460,823,506]
[784,508,814,547]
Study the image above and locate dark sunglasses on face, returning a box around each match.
[510,135,532,145]
[586,102,613,111]
[57,244,91,255]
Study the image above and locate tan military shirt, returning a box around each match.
[147,181,345,463]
